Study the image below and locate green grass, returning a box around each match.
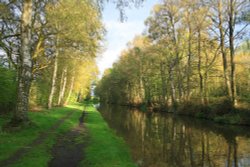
[82,102,137,167]
[0,104,84,166]
[0,102,136,167]
[10,104,83,167]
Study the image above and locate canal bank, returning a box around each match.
[172,101,250,126]
[82,102,136,167]
[115,99,250,126]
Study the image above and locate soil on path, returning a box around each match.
[48,111,88,167]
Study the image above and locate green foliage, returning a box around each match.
[214,114,241,125]
[29,69,52,108]
[96,0,250,115]
[195,111,207,119]
[0,67,16,113]
[25,0,103,109]
[46,0,104,54]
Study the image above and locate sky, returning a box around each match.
[96,0,159,77]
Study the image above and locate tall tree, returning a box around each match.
[12,0,33,124]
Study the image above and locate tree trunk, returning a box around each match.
[139,53,145,104]
[187,19,192,101]
[12,0,33,124]
[65,75,75,105]
[218,0,232,99]
[47,50,58,109]
[176,65,184,102]
[228,0,237,106]
[143,79,152,106]
[169,11,183,102]
[160,62,167,107]
[204,51,209,105]
[169,67,176,107]
[57,69,65,105]
[77,91,82,102]
[139,77,144,103]
[198,29,204,104]
[58,67,67,106]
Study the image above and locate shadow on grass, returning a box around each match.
[0,105,83,165]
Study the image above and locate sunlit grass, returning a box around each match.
[10,105,83,167]
[82,102,136,167]
[0,104,83,165]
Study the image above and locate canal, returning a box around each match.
[97,103,250,167]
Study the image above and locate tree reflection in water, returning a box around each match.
[98,104,250,167]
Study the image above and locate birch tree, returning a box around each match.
[12,0,33,124]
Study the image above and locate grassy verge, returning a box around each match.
[1,102,136,167]
[82,102,136,167]
[0,104,83,166]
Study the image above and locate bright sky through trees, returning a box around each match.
[97,0,157,76]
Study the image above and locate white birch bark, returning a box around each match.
[48,50,58,109]
[65,75,75,105]
[58,67,67,106]
[13,0,33,123]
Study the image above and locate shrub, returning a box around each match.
[211,97,234,116]
[214,114,241,124]
[0,67,16,113]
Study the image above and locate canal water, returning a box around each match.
[97,103,250,167]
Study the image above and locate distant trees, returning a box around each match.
[96,0,250,110]
[46,0,103,109]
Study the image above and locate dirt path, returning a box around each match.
[0,110,75,167]
[48,111,88,167]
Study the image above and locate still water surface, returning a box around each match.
[97,104,250,167]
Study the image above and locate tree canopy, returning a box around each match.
[96,0,250,112]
